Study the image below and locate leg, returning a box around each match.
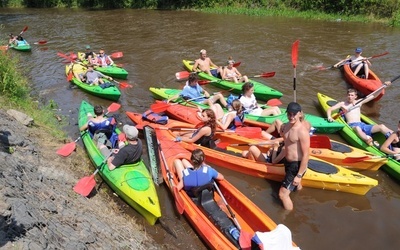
[211,103,224,120]
[265,119,283,135]
[363,63,369,78]
[245,145,267,162]
[242,75,249,82]
[279,186,293,210]
[261,106,281,116]
[352,126,372,145]
[371,124,393,136]
[353,64,363,76]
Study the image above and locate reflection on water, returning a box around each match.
[2,8,400,250]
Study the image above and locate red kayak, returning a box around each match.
[342,64,384,101]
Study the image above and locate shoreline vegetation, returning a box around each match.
[2,1,400,27]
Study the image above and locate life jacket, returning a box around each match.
[142,109,169,125]
[97,54,111,66]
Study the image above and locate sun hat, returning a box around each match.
[286,102,302,113]
[123,125,138,140]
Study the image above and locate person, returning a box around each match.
[192,49,221,77]
[279,102,310,211]
[174,108,217,148]
[169,72,228,111]
[217,99,244,130]
[14,36,27,46]
[350,47,371,78]
[97,48,114,67]
[242,138,286,164]
[79,64,113,85]
[221,58,248,83]
[326,87,392,146]
[79,105,117,150]
[239,82,281,116]
[380,121,400,161]
[84,45,97,64]
[8,33,17,45]
[103,125,142,171]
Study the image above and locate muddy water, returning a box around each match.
[2,8,400,249]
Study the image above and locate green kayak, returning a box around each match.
[77,52,128,79]
[66,63,121,101]
[182,59,283,101]
[8,42,31,52]
[317,92,400,181]
[78,101,161,225]
[150,87,344,134]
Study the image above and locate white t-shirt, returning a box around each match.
[239,94,263,115]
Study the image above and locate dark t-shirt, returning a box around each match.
[111,140,142,168]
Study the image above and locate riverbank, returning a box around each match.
[0,108,165,249]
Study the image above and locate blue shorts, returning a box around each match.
[348,122,373,136]
[210,69,220,78]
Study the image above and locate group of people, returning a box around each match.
[82,45,115,67]
[79,105,142,171]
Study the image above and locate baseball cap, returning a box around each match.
[86,45,91,49]
[355,47,362,53]
[286,102,302,113]
[123,125,138,140]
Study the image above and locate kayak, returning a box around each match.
[149,87,344,134]
[182,59,283,101]
[341,64,384,101]
[8,42,31,52]
[317,92,400,181]
[77,52,128,79]
[127,111,378,195]
[65,63,121,101]
[144,125,297,249]
[78,101,161,225]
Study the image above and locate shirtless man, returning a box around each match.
[192,49,220,77]
[326,84,392,146]
[279,102,310,211]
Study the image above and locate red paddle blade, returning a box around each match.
[233,61,241,67]
[73,174,96,196]
[260,72,276,78]
[67,71,73,81]
[111,52,123,59]
[198,80,210,85]
[292,40,300,67]
[173,186,185,214]
[34,40,47,45]
[342,156,371,163]
[107,103,121,113]
[20,26,28,35]
[310,135,332,149]
[56,141,76,157]
[216,142,230,149]
[236,127,262,139]
[150,102,170,113]
[175,71,190,80]
[119,82,132,89]
[239,230,253,249]
[266,98,282,106]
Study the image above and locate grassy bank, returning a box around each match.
[0,52,67,138]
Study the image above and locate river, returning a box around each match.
[1,8,400,250]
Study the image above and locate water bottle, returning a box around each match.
[229,226,240,241]
[309,127,316,136]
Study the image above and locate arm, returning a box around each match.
[381,133,397,155]
[208,58,218,68]
[79,122,88,131]
[219,113,235,130]
[181,127,210,143]
[108,56,114,65]
[234,68,242,77]
[192,60,199,72]
[296,128,310,178]
[326,101,344,122]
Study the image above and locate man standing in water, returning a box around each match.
[279,102,310,210]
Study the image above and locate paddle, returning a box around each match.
[34,40,47,45]
[317,55,351,71]
[342,154,399,163]
[150,95,207,113]
[251,72,276,78]
[57,52,75,62]
[112,79,132,89]
[292,40,299,102]
[157,138,185,214]
[175,71,191,80]
[213,182,251,248]
[73,152,113,196]
[350,51,389,64]
[110,52,123,59]
[56,102,121,156]
[331,74,400,119]
[18,26,28,36]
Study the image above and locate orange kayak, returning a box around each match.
[127,112,378,195]
[342,64,384,101]
[144,125,295,249]
[149,104,387,171]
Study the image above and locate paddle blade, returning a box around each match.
[310,135,332,149]
[173,186,185,214]
[342,156,371,163]
[111,52,123,59]
[233,61,241,67]
[292,40,300,67]
[34,40,47,45]
[119,82,132,89]
[20,26,28,35]
[67,71,73,81]
[56,141,76,157]
[107,103,121,113]
[175,71,190,80]
[73,174,96,196]
[216,142,231,150]
[150,102,169,113]
[198,80,211,85]
[266,98,282,107]
[239,230,253,249]
[236,127,262,139]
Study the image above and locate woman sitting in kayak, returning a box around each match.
[239,82,281,116]
[217,99,244,130]
[221,58,248,83]
[380,122,400,161]
[173,108,217,149]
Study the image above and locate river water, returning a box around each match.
[1,8,400,250]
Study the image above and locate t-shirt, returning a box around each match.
[180,84,206,102]
[111,140,142,168]
[239,94,262,115]
[85,70,106,83]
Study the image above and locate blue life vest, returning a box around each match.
[142,109,169,125]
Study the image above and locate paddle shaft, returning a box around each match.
[213,182,241,230]
[292,40,299,102]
